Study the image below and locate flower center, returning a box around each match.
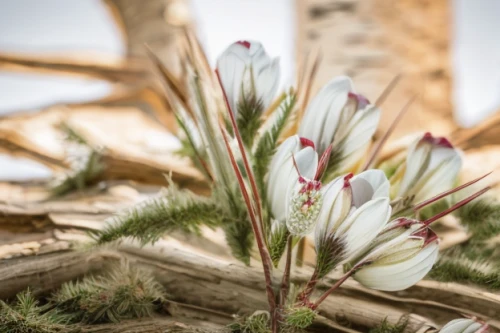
[287,177,323,236]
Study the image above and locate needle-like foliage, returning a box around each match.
[0,289,68,333]
[237,94,265,148]
[456,197,500,240]
[51,124,104,197]
[369,317,408,333]
[50,264,165,324]
[429,247,500,290]
[94,179,224,245]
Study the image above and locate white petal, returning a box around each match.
[298,76,353,155]
[397,137,432,197]
[413,152,462,202]
[441,319,482,333]
[216,44,249,114]
[351,169,390,207]
[354,243,438,291]
[294,147,319,179]
[269,146,318,222]
[314,177,352,247]
[267,137,300,206]
[341,197,392,260]
[254,57,280,110]
[267,136,301,221]
[338,106,380,157]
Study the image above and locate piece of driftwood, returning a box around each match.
[0,105,208,193]
[0,241,498,332]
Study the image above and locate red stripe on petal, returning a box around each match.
[236,40,251,49]
[348,92,370,110]
[343,173,354,188]
[421,132,453,148]
[300,137,315,149]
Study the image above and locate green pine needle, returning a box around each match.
[283,307,316,330]
[51,124,104,197]
[94,181,223,245]
[268,223,289,267]
[236,95,264,148]
[369,317,408,333]
[0,289,68,333]
[428,248,500,290]
[456,198,500,240]
[223,215,254,266]
[51,150,104,197]
[50,264,165,324]
[229,311,271,333]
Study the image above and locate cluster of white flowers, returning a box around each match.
[215,40,485,320]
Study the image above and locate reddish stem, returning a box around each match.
[220,128,277,317]
[311,268,356,310]
[423,186,490,225]
[375,74,402,107]
[362,95,415,170]
[297,267,319,304]
[215,69,265,237]
[413,172,491,212]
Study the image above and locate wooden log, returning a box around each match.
[2,241,498,332]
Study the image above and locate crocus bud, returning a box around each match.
[298,76,380,174]
[314,170,392,277]
[216,40,280,116]
[267,136,318,223]
[352,224,439,291]
[440,318,489,333]
[391,132,462,203]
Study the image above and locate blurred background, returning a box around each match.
[0,0,499,183]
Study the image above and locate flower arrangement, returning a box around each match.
[93,37,494,332]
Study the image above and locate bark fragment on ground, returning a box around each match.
[1,241,499,332]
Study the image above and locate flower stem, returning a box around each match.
[297,267,319,304]
[220,128,277,318]
[216,70,277,328]
[423,186,490,225]
[280,235,294,307]
[311,268,356,310]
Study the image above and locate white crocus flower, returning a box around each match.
[440,318,488,333]
[298,76,381,174]
[267,135,318,223]
[314,170,392,277]
[352,223,439,291]
[216,40,280,116]
[392,132,462,203]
